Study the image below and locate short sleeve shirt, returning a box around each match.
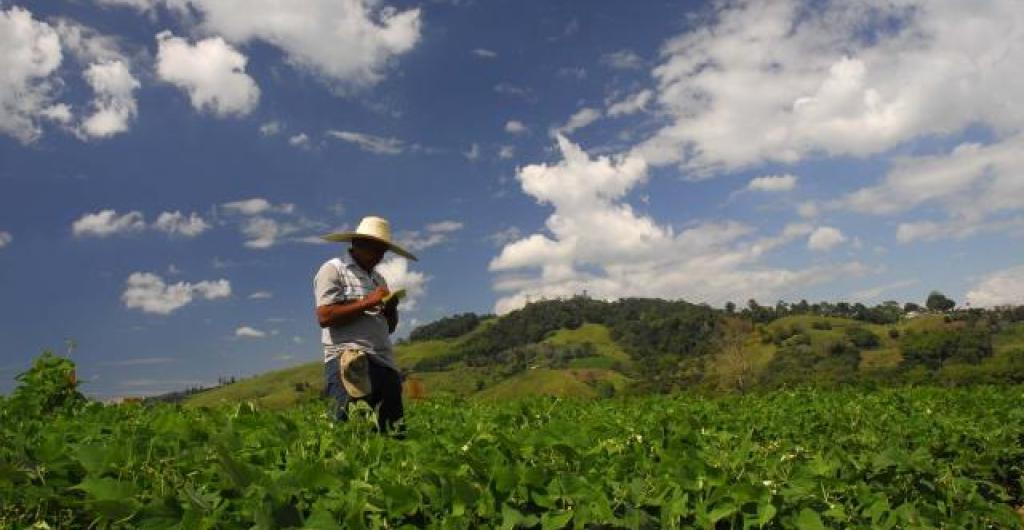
[313,254,397,371]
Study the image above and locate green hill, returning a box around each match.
[181,299,1024,409]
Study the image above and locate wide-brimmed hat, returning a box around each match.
[339,349,372,398]
[322,216,418,261]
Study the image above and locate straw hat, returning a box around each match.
[339,349,372,398]
[322,216,418,261]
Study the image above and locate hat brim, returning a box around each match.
[321,232,419,261]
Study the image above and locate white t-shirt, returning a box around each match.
[313,253,398,372]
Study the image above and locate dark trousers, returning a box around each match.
[324,356,405,437]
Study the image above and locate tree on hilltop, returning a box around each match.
[926,291,956,312]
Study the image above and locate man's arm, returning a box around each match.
[316,286,388,328]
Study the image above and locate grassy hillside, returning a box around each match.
[474,368,630,401]
[185,362,321,409]
[182,306,1024,409]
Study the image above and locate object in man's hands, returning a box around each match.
[383,288,407,304]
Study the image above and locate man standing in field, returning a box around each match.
[313,215,417,436]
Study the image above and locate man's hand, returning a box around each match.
[365,285,390,307]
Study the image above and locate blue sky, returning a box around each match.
[2,0,1022,398]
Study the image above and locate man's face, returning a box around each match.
[351,238,389,269]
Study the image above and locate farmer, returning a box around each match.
[313,215,417,436]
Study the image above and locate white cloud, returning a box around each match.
[425,220,463,233]
[472,48,497,59]
[72,209,146,237]
[807,226,847,251]
[490,136,859,313]
[186,0,420,89]
[103,0,422,88]
[241,216,286,249]
[844,135,1024,242]
[895,216,1024,244]
[122,272,230,315]
[601,49,643,70]
[54,18,128,64]
[557,107,601,134]
[259,121,281,136]
[0,7,63,143]
[747,174,797,192]
[398,221,464,252]
[636,1,1024,174]
[0,231,12,249]
[248,291,273,299]
[966,265,1024,307]
[487,226,521,247]
[463,143,480,161]
[221,198,293,216]
[607,90,652,117]
[505,120,527,134]
[326,129,404,155]
[376,257,428,310]
[289,133,311,149]
[235,325,267,338]
[498,145,515,159]
[153,211,210,237]
[156,31,260,117]
[78,59,140,138]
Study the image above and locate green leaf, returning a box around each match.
[73,476,137,500]
[795,508,826,530]
[708,503,737,523]
[541,510,573,530]
[757,501,777,527]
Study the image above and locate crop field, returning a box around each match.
[3,385,1024,529]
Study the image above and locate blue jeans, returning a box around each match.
[324,356,405,437]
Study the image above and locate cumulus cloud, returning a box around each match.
[965,265,1024,307]
[156,31,260,117]
[240,217,286,249]
[103,0,421,89]
[463,143,480,161]
[0,231,12,249]
[186,0,420,89]
[78,59,140,138]
[326,129,404,155]
[747,174,798,192]
[490,136,860,313]
[72,210,146,237]
[0,7,64,144]
[235,325,267,338]
[807,226,847,251]
[498,145,515,159]
[376,256,428,310]
[636,1,1024,174]
[152,211,210,237]
[472,48,497,59]
[505,120,527,134]
[219,198,316,248]
[121,272,230,315]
